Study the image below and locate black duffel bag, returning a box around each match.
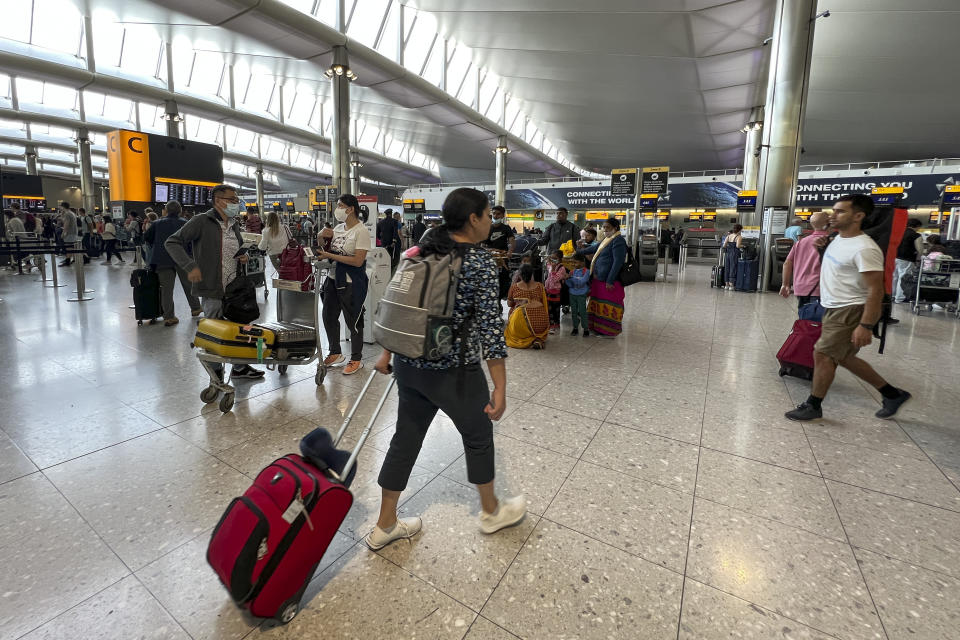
[223,275,260,323]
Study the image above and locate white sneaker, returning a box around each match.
[479,495,527,534]
[364,516,422,551]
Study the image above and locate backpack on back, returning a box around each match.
[373,247,467,360]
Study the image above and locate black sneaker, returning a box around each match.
[582,330,590,337]
[231,365,265,379]
[571,328,579,336]
[875,390,911,419]
[785,402,822,421]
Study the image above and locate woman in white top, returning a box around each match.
[258,211,292,271]
[101,216,124,264]
[316,194,370,376]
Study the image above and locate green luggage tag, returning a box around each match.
[256,337,265,363]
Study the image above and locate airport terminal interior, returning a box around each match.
[2,1,960,639]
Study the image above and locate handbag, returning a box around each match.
[797,286,825,322]
[222,275,260,323]
[617,245,642,287]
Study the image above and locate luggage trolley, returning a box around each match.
[195,258,332,413]
[909,257,960,316]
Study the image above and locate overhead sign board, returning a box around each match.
[942,185,960,206]
[871,185,904,207]
[610,168,638,196]
[641,166,669,196]
[737,189,758,211]
[639,193,659,212]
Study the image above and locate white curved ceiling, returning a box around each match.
[415,0,960,171]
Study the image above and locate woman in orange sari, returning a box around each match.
[505,264,549,349]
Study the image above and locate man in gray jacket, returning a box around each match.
[538,207,579,254]
[165,184,264,379]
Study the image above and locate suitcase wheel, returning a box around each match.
[219,393,235,413]
[278,365,289,375]
[778,366,787,377]
[200,386,219,403]
[277,600,299,625]
[137,320,143,326]
[315,368,326,386]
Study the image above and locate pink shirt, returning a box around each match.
[787,230,830,297]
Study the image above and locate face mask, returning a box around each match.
[223,203,240,218]
[334,207,348,222]
[494,217,503,224]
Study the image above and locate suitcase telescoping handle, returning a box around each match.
[332,370,396,482]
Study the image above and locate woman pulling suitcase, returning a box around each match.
[367,187,527,550]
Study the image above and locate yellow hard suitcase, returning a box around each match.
[193,319,274,359]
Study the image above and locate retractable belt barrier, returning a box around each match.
[0,238,96,302]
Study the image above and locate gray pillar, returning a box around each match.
[742,106,764,191]
[165,100,181,139]
[330,46,352,196]
[494,135,508,208]
[77,129,97,217]
[755,0,818,290]
[100,185,109,214]
[350,151,361,195]
[255,164,265,214]
[24,145,38,175]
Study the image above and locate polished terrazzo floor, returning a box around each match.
[1,258,959,640]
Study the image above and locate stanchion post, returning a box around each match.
[67,251,94,302]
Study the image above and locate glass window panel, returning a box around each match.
[241,73,274,113]
[265,137,286,158]
[421,42,443,87]
[102,95,133,122]
[403,10,436,74]
[91,11,125,67]
[375,3,399,60]
[287,91,315,127]
[386,138,403,158]
[43,82,78,110]
[348,0,389,47]
[120,27,162,77]
[448,45,474,104]
[16,78,45,104]
[1,1,32,44]
[189,51,225,91]
[85,91,106,117]
[32,0,83,55]
[358,121,379,148]
[138,103,164,133]
[0,74,10,99]
[315,0,337,25]
[484,85,502,123]
[192,117,220,144]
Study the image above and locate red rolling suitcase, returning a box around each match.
[207,372,394,624]
[776,319,821,380]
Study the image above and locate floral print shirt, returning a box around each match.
[397,246,508,370]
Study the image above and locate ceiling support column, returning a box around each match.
[255,163,264,214]
[164,100,182,139]
[100,184,109,214]
[741,106,764,191]
[328,46,354,196]
[350,151,361,196]
[77,128,97,218]
[755,0,819,290]
[24,144,38,175]
[494,135,509,208]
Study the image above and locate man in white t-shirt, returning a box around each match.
[786,194,911,422]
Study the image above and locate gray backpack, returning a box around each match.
[373,246,469,359]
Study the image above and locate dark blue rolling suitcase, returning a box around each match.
[734,259,759,292]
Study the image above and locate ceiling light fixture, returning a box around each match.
[325,64,358,82]
[739,121,763,133]
[493,145,510,154]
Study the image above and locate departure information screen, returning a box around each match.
[154,181,214,206]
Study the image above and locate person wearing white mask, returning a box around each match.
[315,194,371,376]
[166,184,264,379]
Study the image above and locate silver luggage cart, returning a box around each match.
[910,257,960,316]
[195,260,332,413]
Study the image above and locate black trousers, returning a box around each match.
[321,277,364,361]
[378,359,495,491]
[797,295,820,310]
[102,239,122,261]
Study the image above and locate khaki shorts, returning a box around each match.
[814,305,864,363]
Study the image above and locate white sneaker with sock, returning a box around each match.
[479,495,527,534]
[364,516,422,551]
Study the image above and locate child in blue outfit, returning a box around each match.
[566,254,591,336]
